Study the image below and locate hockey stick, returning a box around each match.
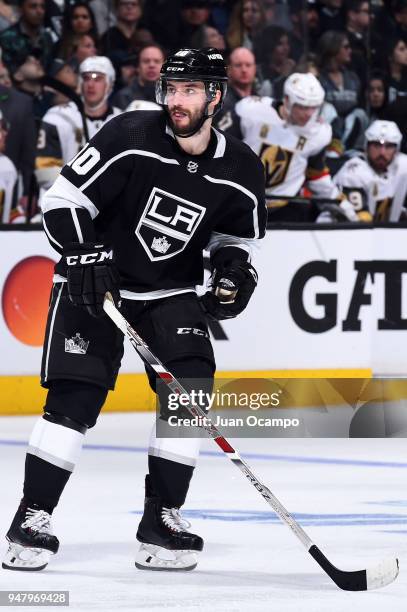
[103,292,399,591]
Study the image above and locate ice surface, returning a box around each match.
[0,412,406,611]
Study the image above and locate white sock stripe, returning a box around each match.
[148,446,197,467]
[28,417,85,470]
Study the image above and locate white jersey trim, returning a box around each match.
[71,208,84,243]
[42,175,99,219]
[212,128,226,158]
[203,175,260,238]
[206,231,260,261]
[43,216,63,250]
[120,288,196,300]
[79,149,180,192]
[51,277,196,301]
[44,284,63,383]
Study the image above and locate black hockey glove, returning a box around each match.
[200,261,258,320]
[63,242,120,317]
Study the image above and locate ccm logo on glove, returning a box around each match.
[66,248,113,266]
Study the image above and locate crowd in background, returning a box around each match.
[0,0,406,222]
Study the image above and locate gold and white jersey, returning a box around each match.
[35,102,122,196]
[235,95,336,199]
[334,153,407,222]
[0,153,17,223]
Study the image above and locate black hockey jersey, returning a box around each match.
[41,111,266,298]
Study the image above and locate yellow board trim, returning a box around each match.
[0,369,372,416]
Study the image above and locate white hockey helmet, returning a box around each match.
[283,72,325,109]
[79,56,116,86]
[365,120,402,148]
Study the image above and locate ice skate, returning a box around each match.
[2,499,59,571]
[136,483,203,571]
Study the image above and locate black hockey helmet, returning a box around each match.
[156,47,228,137]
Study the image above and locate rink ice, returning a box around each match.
[0,412,406,612]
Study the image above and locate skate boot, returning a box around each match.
[136,478,203,571]
[2,499,59,571]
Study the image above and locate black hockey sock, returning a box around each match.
[23,454,72,513]
[148,455,194,508]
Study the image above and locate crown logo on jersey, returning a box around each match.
[151,235,171,254]
[187,161,198,173]
[64,333,89,355]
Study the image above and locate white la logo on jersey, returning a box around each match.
[136,187,206,261]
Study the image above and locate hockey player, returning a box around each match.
[0,110,18,223]
[334,120,407,222]
[3,48,266,572]
[35,56,122,194]
[235,72,361,222]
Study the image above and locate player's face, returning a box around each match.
[82,72,109,106]
[289,103,319,126]
[166,81,209,136]
[367,142,397,172]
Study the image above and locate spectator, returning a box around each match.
[90,0,117,37]
[226,0,265,50]
[101,0,153,69]
[57,2,98,61]
[344,0,370,86]
[385,37,407,102]
[0,79,36,198]
[141,0,183,51]
[178,0,212,48]
[0,61,12,87]
[12,54,45,96]
[392,0,407,41]
[0,1,18,33]
[0,110,18,223]
[64,33,98,71]
[112,44,164,110]
[318,0,346,32]
[214,46,257,135]
[0,0,56,74]
[318,30,368,150]
[190,24,226,51]
[255,25,295,97]
[47,59,79,105]
[263,0,276,24]
[288,0,320,62]
[367,70,389,120]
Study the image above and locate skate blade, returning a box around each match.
[135,543,198,571]
[2,543,51,571]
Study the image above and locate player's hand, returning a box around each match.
[63,242,120,317]
[200,261,258,320]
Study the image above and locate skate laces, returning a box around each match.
[161,507,191,532]
[21,508,52,534]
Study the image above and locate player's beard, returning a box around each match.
[168,103,206,136]
[371,156,389,173]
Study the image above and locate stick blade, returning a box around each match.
[309,545,399,591]
[366,558,399,590]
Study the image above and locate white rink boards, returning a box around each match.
[0,412,406,612]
